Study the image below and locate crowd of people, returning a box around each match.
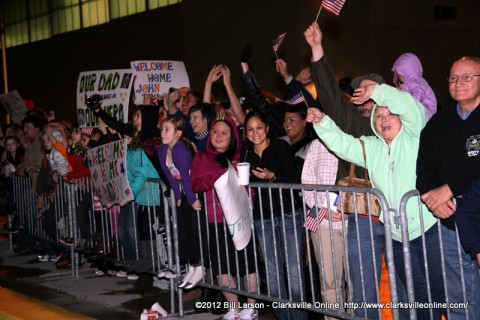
[1,20,480,320]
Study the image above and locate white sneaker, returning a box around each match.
[238,308,258,320]
[116,271,127,278]
[158,265,175,278]
[127,274,139,281]
[37,255,49,262]
[223,309,238,320]
[164,266,177,279]
[49,255,60,262]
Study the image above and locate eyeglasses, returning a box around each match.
[447,73,480,83]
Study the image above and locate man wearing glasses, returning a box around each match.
[417,56,480,319]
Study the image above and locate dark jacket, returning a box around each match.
[311,57,373,180]
[241,70,287,138]
[416,104,480,229]
[240,139,300,219]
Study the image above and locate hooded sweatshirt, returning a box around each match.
[93,105,163,174]
[191,116,241,223]
[392,53,437,119]
[312,84,436,242]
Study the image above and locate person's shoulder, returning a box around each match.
[270,138,291,149]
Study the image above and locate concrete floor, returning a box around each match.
[0,237,224,320]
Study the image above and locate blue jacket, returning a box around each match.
[126,147,160,206]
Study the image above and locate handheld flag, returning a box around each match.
[286,92,306,105]
[272,32,287,53]
[321,0,346,16]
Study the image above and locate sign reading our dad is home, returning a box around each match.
[130,60,190,105]
[86,139,134,207]
[76,69,133,128]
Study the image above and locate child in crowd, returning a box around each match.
[36,127,69,262]
[392,52,437,119]
[2,136,25,176]
[158,117,203,288]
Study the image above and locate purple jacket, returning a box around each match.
[158,141,197,205]
[392,52,437,119]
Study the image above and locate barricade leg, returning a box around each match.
[346,215,384,319]
[393,225,445,319]
[440,223,480,320]
[254,210,308,320]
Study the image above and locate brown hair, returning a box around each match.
[162,117,196,157]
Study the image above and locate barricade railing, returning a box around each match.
[10,176,181,314]
[12,175,86,277]
[399,190,474,320]
[191,182,399,320]
[11,175,474,319]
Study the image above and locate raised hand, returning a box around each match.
[304,22,324,61]
[351,84,377,105]
[296,68,312,84]
[206,65,224,84]
[275,59,291,79]
[306,107,325,123]
[220,65,232,85]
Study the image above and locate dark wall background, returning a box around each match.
[1,0,479,124]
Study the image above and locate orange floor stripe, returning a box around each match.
[0,287,94,320]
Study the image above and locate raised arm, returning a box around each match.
[221,65,246,124]
[203,65,223,103]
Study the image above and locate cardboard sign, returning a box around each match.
[86,139,133,206]
[76,69,133,128]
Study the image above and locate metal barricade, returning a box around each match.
[188,182,399,320]
[399,190,475,320]
[11,175,180,314]
[12,175,85,277]
[12,173,475,319]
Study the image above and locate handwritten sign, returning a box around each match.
[130,60,189,105]
[86,139,133,206]
[76,69,133,128]
[214,162,252,251]
[0,90,28,125]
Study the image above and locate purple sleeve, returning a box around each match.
[157,144,183,201]
[172,142,197,205]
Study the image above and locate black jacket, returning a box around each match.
[240,139,300,219]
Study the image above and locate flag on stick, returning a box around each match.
[272,32,287,53]
[286,92,306,105]
[321,0,346,16]
[305,207,328,232]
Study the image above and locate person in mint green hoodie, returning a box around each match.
[306,83,444,319]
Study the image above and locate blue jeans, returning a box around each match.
[393,224,446,320]
[255,210,307,320]
[347,215,385,319]
[440,223,480,320]
[118,202,138,262]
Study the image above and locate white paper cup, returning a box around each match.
[237,162,251,185]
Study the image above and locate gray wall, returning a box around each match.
[1,0,479,123]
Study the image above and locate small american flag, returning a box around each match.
[81,127,94,135]
[272,32,287,52]
[321,0,346,16]
[305,207,328,232]
[287,92,305,105]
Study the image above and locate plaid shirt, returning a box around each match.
[301,139,343,229]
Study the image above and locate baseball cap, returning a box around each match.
[351,73,386,89]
